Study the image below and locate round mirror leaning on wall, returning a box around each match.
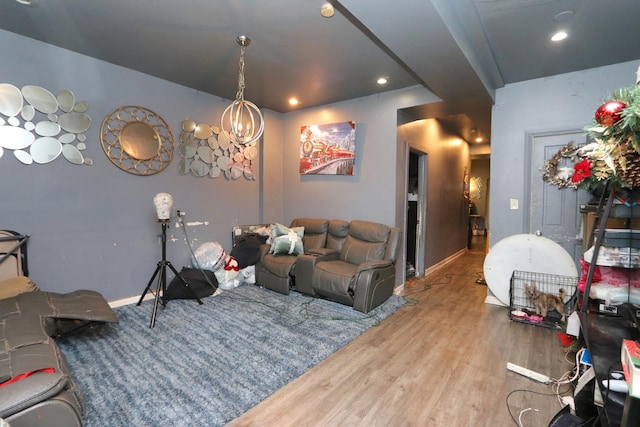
[100,106,175,176]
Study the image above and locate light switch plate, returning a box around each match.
[510,199,519,210]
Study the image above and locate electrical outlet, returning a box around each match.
[510,199,519,210]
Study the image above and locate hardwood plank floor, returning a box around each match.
[228,240,574,427]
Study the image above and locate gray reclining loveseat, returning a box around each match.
[255,218,349,294]
[255,218,400,313]
[0,290,118,427]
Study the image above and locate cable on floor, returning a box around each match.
[506,387,572,427]
[505,349,588,426]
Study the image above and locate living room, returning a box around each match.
[1,1,639,305]
[2,1,640,425]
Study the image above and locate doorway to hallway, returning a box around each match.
[406,150,427,278]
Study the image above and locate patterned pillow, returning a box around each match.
[270,223,304,255]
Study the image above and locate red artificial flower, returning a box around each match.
[571,159,592,183]
[556,333,576,347]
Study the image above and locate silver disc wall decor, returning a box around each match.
[100,106,175,176]
[179,119,256,180]
[0,83,92,166]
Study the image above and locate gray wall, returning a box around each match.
[397,119,471,269]
[2,30,468,302]
[0,30,261,301]
[490,59,640,248]
[277,87,436,226]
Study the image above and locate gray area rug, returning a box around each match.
[57,285,406,426]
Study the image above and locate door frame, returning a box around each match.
[413,149,427,277]
[399,140,427,281]
[523,128,586,233]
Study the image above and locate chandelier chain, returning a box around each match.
[220,35,264,145]
[236,45,246,101]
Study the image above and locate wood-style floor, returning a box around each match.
[228,237,573,427]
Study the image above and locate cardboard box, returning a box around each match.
[582,211,640,244]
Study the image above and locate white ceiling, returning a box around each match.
[2,0,640,145]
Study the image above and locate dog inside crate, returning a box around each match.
[510,270,578,327]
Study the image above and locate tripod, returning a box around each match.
[137,219,203,328]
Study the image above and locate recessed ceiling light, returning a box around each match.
[289,98,299,106]
[475,137,483,143]
[551,31,568,42]
[320,2,334,18]
[15,0,32,4]
[377,77,388,85]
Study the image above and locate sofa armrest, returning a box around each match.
[305,247,340,257]
[351,262,396,313]
[295,252,340,296]
[354,259,392,275]
[0,370,69,419]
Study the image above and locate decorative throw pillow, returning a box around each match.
[269,223,304,255]
[270,223,303,238]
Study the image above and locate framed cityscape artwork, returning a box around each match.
[299,121,356,175]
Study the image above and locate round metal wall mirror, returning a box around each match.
[120,122,160,160]
[100,106,174,176]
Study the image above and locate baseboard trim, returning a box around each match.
[109,294,154,308]
[423,249,467,276]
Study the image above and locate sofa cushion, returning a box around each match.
[291,218,329,250]
[3,313,50,350]
[340,221,390,265]
[313,260,357,304]
[326,219,349,250]
[270,224,304,256]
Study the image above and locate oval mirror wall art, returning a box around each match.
[31,137,63,164]
[56,89,75,113]
[0,84,23,116]
[100,105,174,176]
[0,83,92,166]
[179,119,257,180]
[21,85,58,114]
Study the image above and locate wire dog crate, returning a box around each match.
[510,270,578,329]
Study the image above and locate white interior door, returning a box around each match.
[529,131,591,268]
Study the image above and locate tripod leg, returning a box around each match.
[167,262,204,305]
[137,263,161,306]
[149,263,166,328]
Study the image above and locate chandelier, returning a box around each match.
[220,35,264,145]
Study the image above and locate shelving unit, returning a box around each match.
[579,182,640,426]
